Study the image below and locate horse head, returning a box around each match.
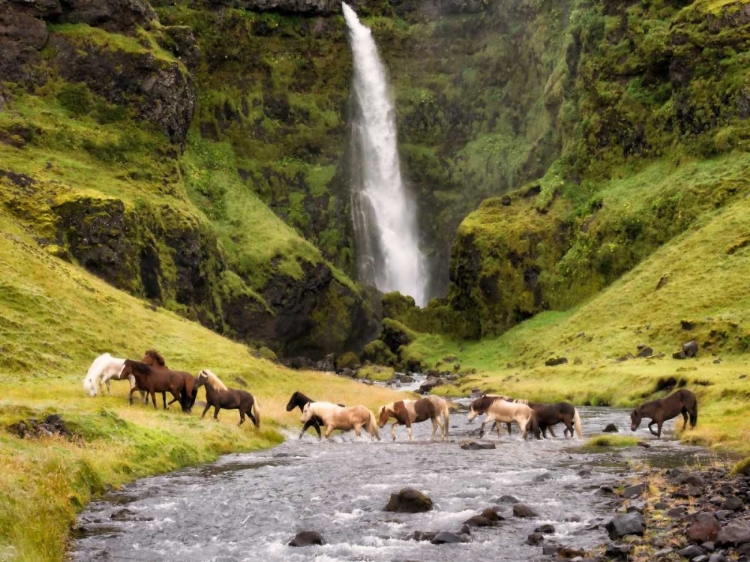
[286,391,304,412]
[377,404,392,428]
[195,370,208,388]
[301,402,313,423]
[142,350,166,367]
[630,409,642,431]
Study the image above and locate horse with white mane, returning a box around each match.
[83,353,141,399]
[301,401,380,441]
[195,370,260,428]
[467,395,540,439]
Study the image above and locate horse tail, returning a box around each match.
[530,412,540,440]
[573,408,583,438]
[368,410,380,441]
[251,398,261,428]
[689,400,697,428]
[179,383,189,413]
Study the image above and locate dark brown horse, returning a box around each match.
[631,388,697,437]
[141,350,198,412]
[196,370,260,428]
[121,360,190,412]
[286,391,343,439]
[526,402,582,439]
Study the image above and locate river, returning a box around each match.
[71,400,719,562]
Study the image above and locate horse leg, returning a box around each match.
[151,390,157,409]
[681,409,689,431]
[325,425,333,439]
[656,420,663,438]
[391,421,398,441]
[201,403,210,419]
[128,386,138,405]
[353,424,362,438]
[162,392,168,410]
[431,418,439,441]
[238,411,245,427]
[506,422,512,436]
[648,421,659,436]
[406,422,413,442]
[213,406,221,421]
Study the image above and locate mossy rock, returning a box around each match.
[357,365,395,382]
[258,347,278,362]
[398,345,426,373]
[362,340,396,366]
[381,318,416,354]
[335,351,360,371]
[730,457,750,476]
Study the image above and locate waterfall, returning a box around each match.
[342,2,428,306]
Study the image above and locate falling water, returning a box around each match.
[343,2,428,306]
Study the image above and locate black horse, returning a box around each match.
[286,391,344,439]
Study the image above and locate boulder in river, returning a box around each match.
[622,483,645,498]
[603,423,619,433]
[384,488,433,513]
[605,543,633,559]
[688,513,720,543]
[289,531,325,547]
[605,512,645,539]
[526,532,544,545]
[407,530,436,542]
[716,520,750,546]
[513,504,538,518]
[431,531,468,544]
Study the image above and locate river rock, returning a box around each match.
[623,483,645,498]
[708,553,728,562]
[677,473,705,487]
[720,496,742,511]
[464,515,494,527]
[535,524,555,534]
[384,488,433,513]
[606,543,633,559]
[418,377,442,393]
[605,512,645,539]
[637,346,654,358]
[527,532,544,545]
[289,531,325,547]
[603,423,619,433]
[495,495,519,504]
[431,531,468,544]
[460,441,496,450]
[678,544,706,559]
[688,513,721,542]
[407,530,436,542]
[513,504,538,518]
[716,521,750,546]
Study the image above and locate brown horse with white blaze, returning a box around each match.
[631,388,697,437]
[195,370,260,428]
[302,402,380,441]
[377,399,442,441]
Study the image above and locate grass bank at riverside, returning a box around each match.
[0,213,400,562]
[400,191,750,456]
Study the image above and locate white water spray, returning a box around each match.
[343,2,428,306]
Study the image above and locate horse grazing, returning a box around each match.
[141,350,198,412]
[631,388,697,437]
[377,399,442,441]
[120,360,190,412]
[468,396,539,439]
[301,402,380,441]
[195,370,260,428]
[83,353,130,397]
[286,391,344,439]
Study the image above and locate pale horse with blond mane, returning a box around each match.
[83,353,141,398]
[301,401,380,441]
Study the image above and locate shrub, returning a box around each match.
[57,83,93,116]
[361,340,396,366]
[335,351,360,371]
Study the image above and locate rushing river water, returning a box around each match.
[72,404,719,562]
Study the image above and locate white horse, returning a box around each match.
[82,353,141,399]
[301,401,380,441]
[467,395,539,439]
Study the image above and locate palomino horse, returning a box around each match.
[377,398,441,442]
[120,360,190,412]
[286,391,344,439]
[195,370,260,428]
[84,353,135,397]
[467,396,539,439]
[141,350,198,412]
[481,395,581,439]
[425,395,451,439]
[301,402,380,441]
[631,388,697,437]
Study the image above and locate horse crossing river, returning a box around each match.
[72,406,716,562]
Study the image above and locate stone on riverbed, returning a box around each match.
[407,530,436,542]
[460,440,496,450]
[431,531,468,544]
[289,531,325,546]
[603,423,619,433]
[716,520,750,546]
[688,513,720,543]
[384,488,433,513]
[622,483,645,498]
[605,512,645,539]
[677,544,705,559]
[513,504,538,518]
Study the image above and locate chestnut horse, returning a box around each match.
[377,398,441,442]
[121,360,190,412]
[301,402,380,441]
[631,388,697,437]
[195,370,260,428]
[141,350,198,412]
[481,394,581,439]
[286,391,344,439]
[468,396,539,439]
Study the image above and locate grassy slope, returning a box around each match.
[0,211,399,562]
[409,181,750,453]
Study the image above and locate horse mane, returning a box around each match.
[472,395,498,412]
[126,359,151,374]
[200,369,228,391]
[144,349,166,366]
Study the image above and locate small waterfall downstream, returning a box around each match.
[343,2,428,306]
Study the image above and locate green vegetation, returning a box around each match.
[0,211,400,562]
[731,457,750,476]
[583,435,641,449]
[357,365,396,382]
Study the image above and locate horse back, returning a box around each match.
[413,398,436,423]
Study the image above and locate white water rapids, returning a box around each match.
[343,2,428,306]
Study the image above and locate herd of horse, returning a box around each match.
[83,352,699,441]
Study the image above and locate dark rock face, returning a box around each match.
[57,0,157,32]
[384,488,433,513]
[288,531,325,547]
[0,4,49,83]
[605,512,645,539]
[206,0,338,15]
